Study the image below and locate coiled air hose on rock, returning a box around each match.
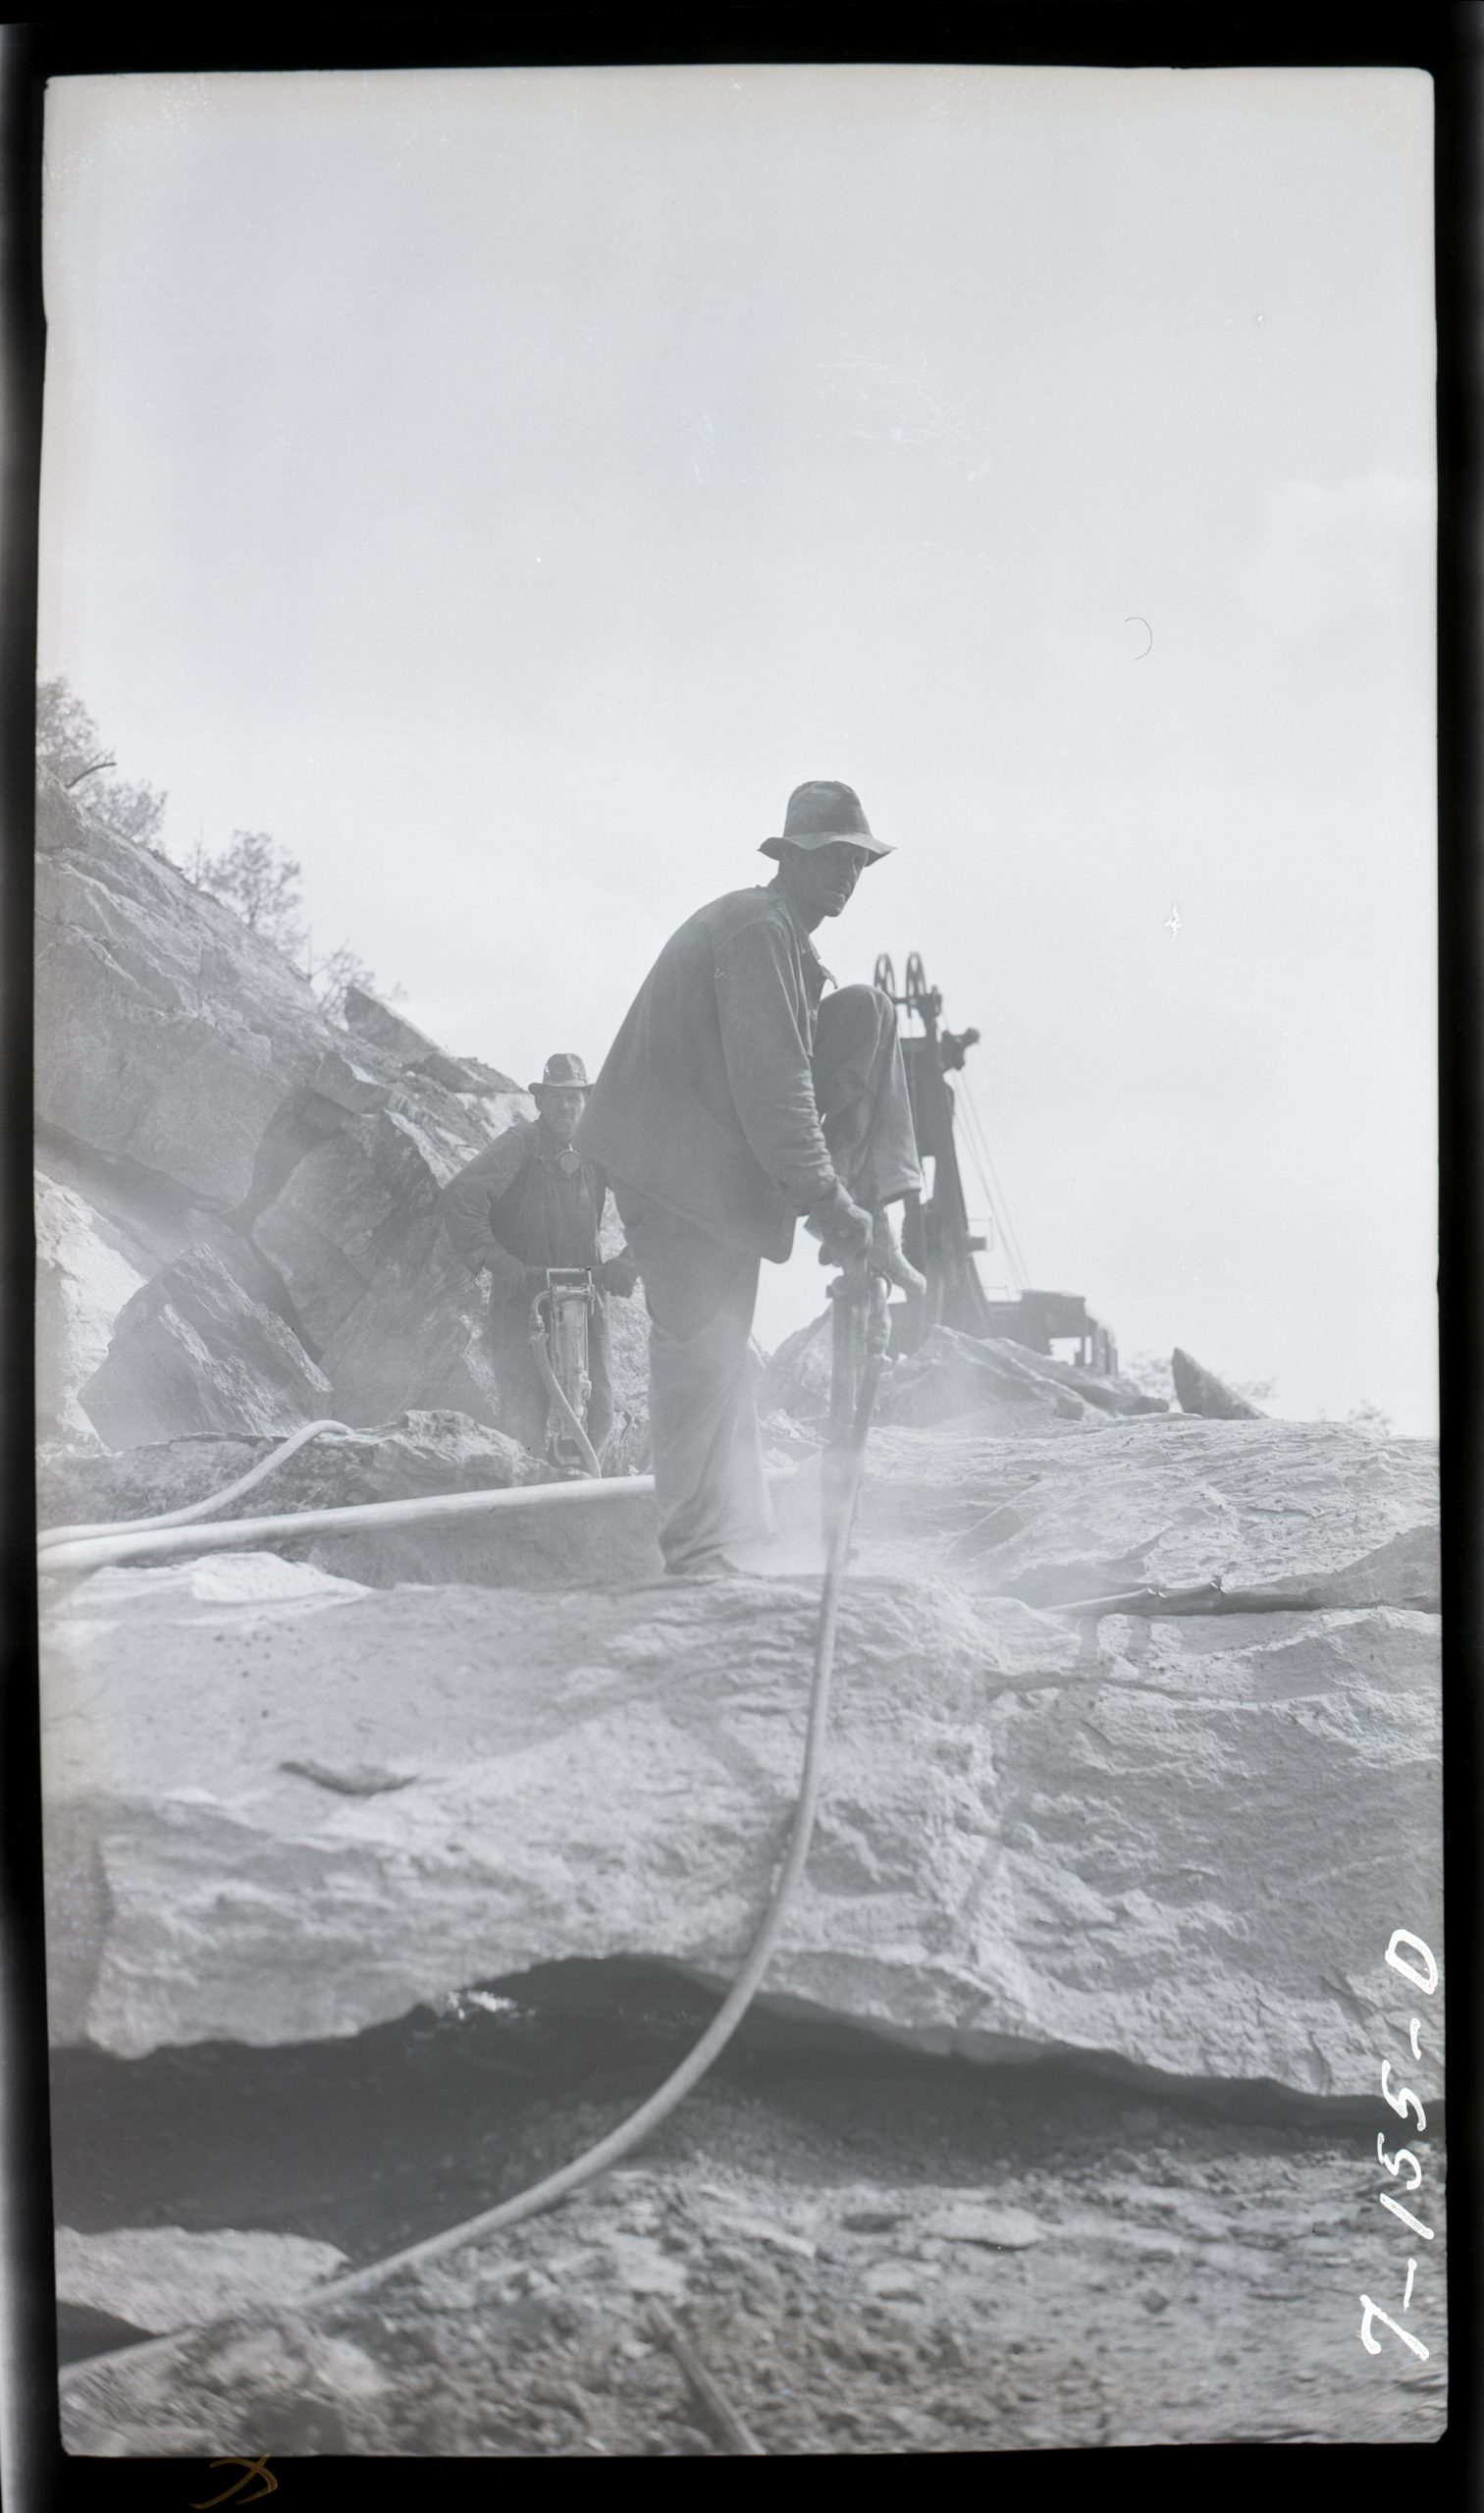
[36,1418,360,1555]
[59,1274,893,2417]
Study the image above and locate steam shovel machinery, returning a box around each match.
[873,948,993,1348]
[527,1267,604,1477]
[873,948,1120,1376]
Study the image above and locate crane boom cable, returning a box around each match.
[954,1131,1024,1296]
[953,1111,1024,1293]
[956,1081,1031,1287]
[961,1086,1031,1284]
[885,945,1031,1295]
[968,1127,1029,1293]
[971,1136,1030,1293]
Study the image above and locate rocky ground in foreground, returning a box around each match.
[41,1403,1445,2452]
[55,1973,1447,2455]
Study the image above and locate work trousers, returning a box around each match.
[615,984,921,1574]
[489,1291,614,1467]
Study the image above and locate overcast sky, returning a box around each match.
[38,65,1436,1430]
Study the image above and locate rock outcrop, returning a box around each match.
[35,774,329,1210]
[33,1136,309,1443]
[31,773,654,1453]
[1173,1348,1263,1419]
[341,984,521,1099]
[762,1314,1163,1432]
[79,1250,335,1445]
[35,1174,148,1448]
[249,1108,503,1426]
[40,1418,1441,2101]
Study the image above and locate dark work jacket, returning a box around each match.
[575,880,837,1261]
[442,1118,612,1299]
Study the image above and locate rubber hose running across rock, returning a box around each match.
[59,1278,892,2411]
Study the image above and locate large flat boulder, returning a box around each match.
[818,1416,1440,1609]
[78,1249,333,1446]
[41,1465,1441,2095]
[56,2225,348,2335]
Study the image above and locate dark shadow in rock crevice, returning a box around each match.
[50,1952,1420,2367]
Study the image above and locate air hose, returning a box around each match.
[36,1418,358,1555]
[59,1274,893,2406]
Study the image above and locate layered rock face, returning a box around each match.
[79,1251,336,1445]
[248,1106,504,1427]
[34,1175,148,1449]
[35,774,328,1210]
[32,774,658,1452]
[40,1417,1441,2100]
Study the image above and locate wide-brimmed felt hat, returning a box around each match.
[530,1051,591,1095]
[760,779,892,861]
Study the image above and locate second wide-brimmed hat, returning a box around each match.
[530,1052,591,1095]
[760,780,893,861]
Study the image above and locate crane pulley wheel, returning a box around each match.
[873,953,897,999]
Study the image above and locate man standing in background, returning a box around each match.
[442,1053,639,1465]
[578,781,923,1577]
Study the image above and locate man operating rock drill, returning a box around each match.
[577,780,924,1577]
[442,1053,639,1467]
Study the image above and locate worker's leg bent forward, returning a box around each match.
[613,1190,775,1576]
[812,986,923,1212]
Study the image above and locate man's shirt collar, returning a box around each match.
[534,1120,584,1172]
[765,876,835,991]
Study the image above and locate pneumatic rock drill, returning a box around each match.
[527,1268,603,1476]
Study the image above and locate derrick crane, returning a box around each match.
[873,951,1118,1375]
[873,951,992,1346]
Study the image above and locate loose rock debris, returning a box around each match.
[55,1999,1447,2454]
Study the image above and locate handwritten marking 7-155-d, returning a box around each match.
[1358,1929,1441,2365]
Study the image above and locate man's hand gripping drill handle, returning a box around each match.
[803,1177,873,1265]
[821,1256,891,1552]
